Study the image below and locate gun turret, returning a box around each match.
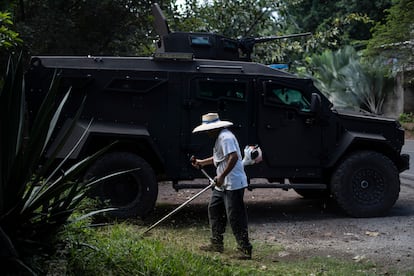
[152,3,311,62]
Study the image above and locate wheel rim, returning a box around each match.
[351,168,385,205]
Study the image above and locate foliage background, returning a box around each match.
[1,0,412,69]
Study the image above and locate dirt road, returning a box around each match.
[156,177,414,272]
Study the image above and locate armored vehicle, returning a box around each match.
[25,4,409,219]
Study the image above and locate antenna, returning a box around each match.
[152,3,170,37]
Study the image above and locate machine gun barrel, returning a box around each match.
[253,32,312,44]
[238,32,312,61]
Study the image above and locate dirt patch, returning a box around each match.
[156,178,414,272]
[402,123,414,140]
[405,130,414,140]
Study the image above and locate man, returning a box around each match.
[191,113,252,260]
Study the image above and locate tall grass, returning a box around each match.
[56,220,391,276]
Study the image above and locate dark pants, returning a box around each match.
[208,188,252,251]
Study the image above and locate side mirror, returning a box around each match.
[310,93,321,114]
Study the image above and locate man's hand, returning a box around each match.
[214,174,225,187]
[190,155,214,169]
[190,155,201,169]
[213,152,238,187]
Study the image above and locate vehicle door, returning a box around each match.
[256,78,322,177]
[184,74,251,161]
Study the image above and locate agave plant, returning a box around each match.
[0,54,131,273]
[307,46,391,114]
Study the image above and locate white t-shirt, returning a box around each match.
[213,129,248,191]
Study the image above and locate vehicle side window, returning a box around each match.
[198,80,246,101]
[265,84,310,112]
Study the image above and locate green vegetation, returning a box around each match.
[0,11,21,50]
[0,10,21,85]
[366,0,414,64]
[0,0,400,65]
[399,112,414,123]
[306,46,392,114]
[285,0,391,43]
[56,220,384,276]
[399,113,414,138]
[0,54,85,273]
[0,54,122,274]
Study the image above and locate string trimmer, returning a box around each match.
[142,146,262,235]
[142,159,215,235]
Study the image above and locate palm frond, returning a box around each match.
[308,46,391,114]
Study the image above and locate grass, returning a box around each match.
[49,217,401,276]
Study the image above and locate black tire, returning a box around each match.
[84,152,158,219]
[331,150,400,217]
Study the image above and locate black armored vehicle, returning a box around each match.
[25,4,409,219]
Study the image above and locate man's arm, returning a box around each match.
[192,156,214,168]
[215,152,238,186]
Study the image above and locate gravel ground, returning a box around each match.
[156,176,414,272]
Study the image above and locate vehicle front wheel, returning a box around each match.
[84,152,158,219]
[331,150,400,217]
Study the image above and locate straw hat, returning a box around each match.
[192,113,233,133]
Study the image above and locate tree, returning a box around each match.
[285,0,391,42]
[169,0,312,64]
[0,10,22,86]
[366,0,414,66]
[11,0,175,56]
[335,0,392,41]
[172,0,282,37]
[0,11,21,50]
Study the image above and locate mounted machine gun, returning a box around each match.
[151,3,311,62]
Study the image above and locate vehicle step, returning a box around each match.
[247,183,327,190]
[172,182,327,191]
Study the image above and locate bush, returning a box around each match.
[399,112,414,123]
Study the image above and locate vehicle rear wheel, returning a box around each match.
[84,152,158,219]
[331,150,400,217]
